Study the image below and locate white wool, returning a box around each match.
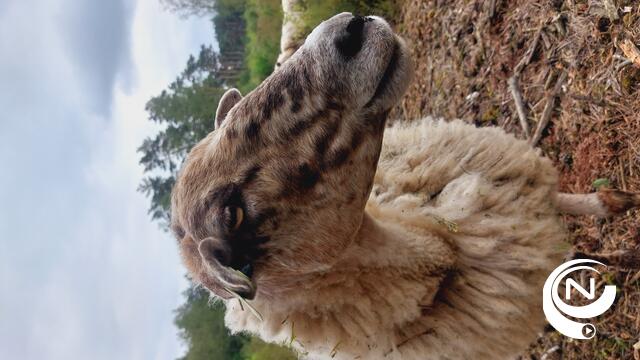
[224,118,566,359]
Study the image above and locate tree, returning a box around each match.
[160,0,217,17]
[175,286,300,360]
[142,3,298,359]
[160,0,246,17]
[138,44,225,226]
[175,286,249,360]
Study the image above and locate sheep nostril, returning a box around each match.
[346,15,365,36]
[212,248,230,266]
[335,16,366,60]
[198,238,232,267]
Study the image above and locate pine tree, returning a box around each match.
[138,45,224,226]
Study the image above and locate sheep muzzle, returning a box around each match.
[198,237,257,300]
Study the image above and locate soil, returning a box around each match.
[391,0,640,359]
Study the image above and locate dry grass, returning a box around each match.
[391,0,640,358]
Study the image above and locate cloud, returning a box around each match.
[57,0,135,114]
[0,0,214,359]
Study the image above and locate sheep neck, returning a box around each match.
[270,211,455,321]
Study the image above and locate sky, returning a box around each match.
[0,0,214,358]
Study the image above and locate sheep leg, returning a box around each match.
[555,189,640,217]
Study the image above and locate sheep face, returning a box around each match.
[171,13,413,300]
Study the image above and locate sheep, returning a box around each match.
[170,13,639,359]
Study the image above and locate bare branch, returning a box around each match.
[508,76,530,138]
[530,71,566,146]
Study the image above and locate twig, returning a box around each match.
[568,93,613,108]
[541,345,560,360]
[514,27,543,75]
[500,115,513,129]
[540,31,551,50]
[619,159,628,191]
[488,0,497,20]
[329,341,341,358]
[619,39,640,68]
[616,59,633,71]
[530,71,567,146]
[508,27,543,139]
[508,76,530,138]
[553,15,566,37]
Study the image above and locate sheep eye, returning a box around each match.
[224,206,244,231]
[233,207,243,230]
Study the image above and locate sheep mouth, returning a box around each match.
[216,263,257,300]
[217,233,268,300]
[220,256,260,300]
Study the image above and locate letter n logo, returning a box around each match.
[565,278,595,300]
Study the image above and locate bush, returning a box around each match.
[238,0,283,93]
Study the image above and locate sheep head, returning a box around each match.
[171,13,413,300]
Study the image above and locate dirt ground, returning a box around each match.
[391,0,640,359]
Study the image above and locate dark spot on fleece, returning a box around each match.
[295,163,321,191]
[262,91,285,121]
[245,120,260,140]
[281,163,321,197]
[314,120,341,159]
[240,165,261,186]
[325,147,351,169]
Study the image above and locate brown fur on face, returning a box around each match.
[171,13,413,299]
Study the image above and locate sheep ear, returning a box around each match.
[215,88,243,129]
